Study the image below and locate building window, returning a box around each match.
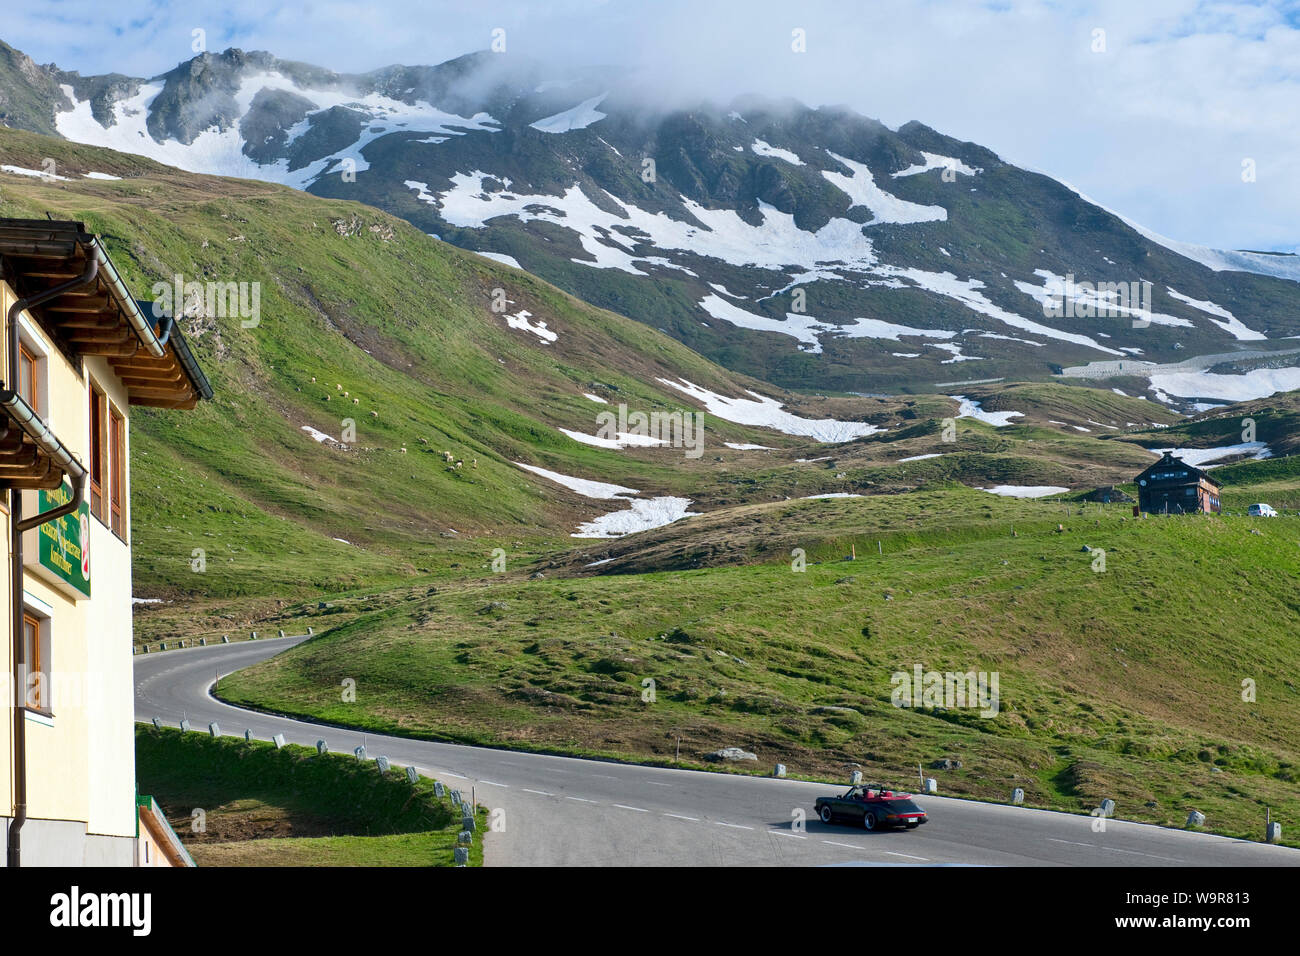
[109,406,125,537]
[89,383,106,521]
[23,612,49,713]
[18,342,39,408]
[88,383,128,540]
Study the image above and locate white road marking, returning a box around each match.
[1047,838,1183,863]
[521,788,554,796]
[645,781,673,787]
[772,831,806,839]
[614,804,649,812]
[885,851,929,861]
[566,796,597,803]
[1102,847,1187,863]
[821,840,859,849]
[478,780,509,788]
[439,772,468,779]
[663,813,699,822]
[715,821,754,830]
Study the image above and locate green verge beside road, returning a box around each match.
[135,725,484,866]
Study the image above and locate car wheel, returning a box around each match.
[863,811,877,831]
[819,805,834,824]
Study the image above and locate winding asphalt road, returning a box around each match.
[135,636,1300,867]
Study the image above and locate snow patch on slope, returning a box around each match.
[1144,443,1272,468]
[698,294,955,354]
[882,266,1123,356]
[478,251,523,269]
[530,94,608,133]
[751,139,805,165]
[1147,367,1300,403]
[56,76,499,188]
[891,152,980,178]
[514,462,638,498]
[1166,288,1265,341]
[659,378,882,443]
[1014,270,1192,329]
[822,150,947,226]
[982,485,1068,498]
[503,309,557,343]
[572,497,699,538]
[434,171,880,281]
[559,427,669,449]
[951,395,1023,427]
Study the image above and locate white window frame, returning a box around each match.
[22,592,53,721]
[17,316,51,422]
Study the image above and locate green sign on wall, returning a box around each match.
[37,482,91,598]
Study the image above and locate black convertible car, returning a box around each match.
[815,785,928,830]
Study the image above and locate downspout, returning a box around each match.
[154,315,174,347]
[5,251,99,868]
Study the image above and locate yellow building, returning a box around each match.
[0,219,210,866]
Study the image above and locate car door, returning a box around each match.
[848,793,867,823]
[835,792,860,821]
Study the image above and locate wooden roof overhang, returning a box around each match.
[0,388,87,490]
[0,219,213,410]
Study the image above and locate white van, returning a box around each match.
[1248,503,1278,517]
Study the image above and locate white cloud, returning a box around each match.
[9,0,1299,253]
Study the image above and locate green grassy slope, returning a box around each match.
[0,129,888,599]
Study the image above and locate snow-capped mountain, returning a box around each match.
[7,38,1300,402]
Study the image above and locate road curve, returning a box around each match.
[135,636,1300,867]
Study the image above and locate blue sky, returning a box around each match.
[9,0,1300,254]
